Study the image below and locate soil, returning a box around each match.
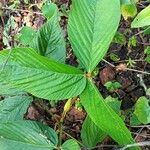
[0,0,150,150]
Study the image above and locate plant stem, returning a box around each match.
[58,97,77,147]
[63,131,85,148]
[102,59,150,75]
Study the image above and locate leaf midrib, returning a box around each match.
[2,64,84,77]
[88,1,98,72]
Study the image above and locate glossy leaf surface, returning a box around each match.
[0,48,86,100]
[132,5,150,28]
[33,3,66,63]
[61,139,80,150]
[0,121,58,150]
[80,80,139,150]
[0,95,32,122]
[68,0,121,72]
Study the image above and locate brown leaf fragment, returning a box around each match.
[99,66,115,85]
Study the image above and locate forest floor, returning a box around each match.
[0,0,150,150]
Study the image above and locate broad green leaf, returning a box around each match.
[0,48,86,100]
[120,0,138,5]
[0,83,24,95]
[61,139,80,150]
[80,80,140,150]
[0,121,58,150]
[32,3,66,63]
[0,95,32,122]
[130,114,141,126]
[134,96,150,124]
[131,5,150,28]
[121,0,137,20]
[144,26,150,35]
[131,0,139,3]
[120,0,131,4]
[68,0,121,72]
[19,26,36,46]
[81,96,121,148]
[81,116,106,148]
[105,96,122,115]
[42,2,56,19]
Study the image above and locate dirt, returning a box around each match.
[1,0,150,149]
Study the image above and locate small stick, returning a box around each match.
[102,59,150,75]
[2,6,42,15]
[119,141,150,150]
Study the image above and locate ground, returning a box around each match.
[0,0,150,149]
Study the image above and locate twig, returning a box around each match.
[0,16,5,27]
[134,127,144,141]
[2,6,42,15]
[137,74,147,91]
[126,68,150,75]
[137,41,150,46]
[133,26,150,36]
[132,132,150,138]
[102,59,150,75]
[119,141,150,150]
[115,59,145,63]
[127,124,150,128]
[102,59,115,67]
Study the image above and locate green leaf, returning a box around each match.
[144,26,150,35]
[134,96,150,124]
[110,53,120,62]
[128,36,137,47]
[105,96,121,115]
[0,48,86,100]
[32,3,66,63]
[61,139,80,150]
[0,83,24,96]
[0,121,58,150]
[146,88,150,96]
[121,2,137,20]
[0,95,32,122]
[130,113,141,126]
[81,116,106,148]
[81,96,121,148]
[68,0,121,72]
[19,26,36,46]
[144,46,150,55]
[104,81,122,92]
[113,31,126,45]
[131,5,150,28]
[42,2,57,19]
[80,80,139,150]
[145,55,150,64]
